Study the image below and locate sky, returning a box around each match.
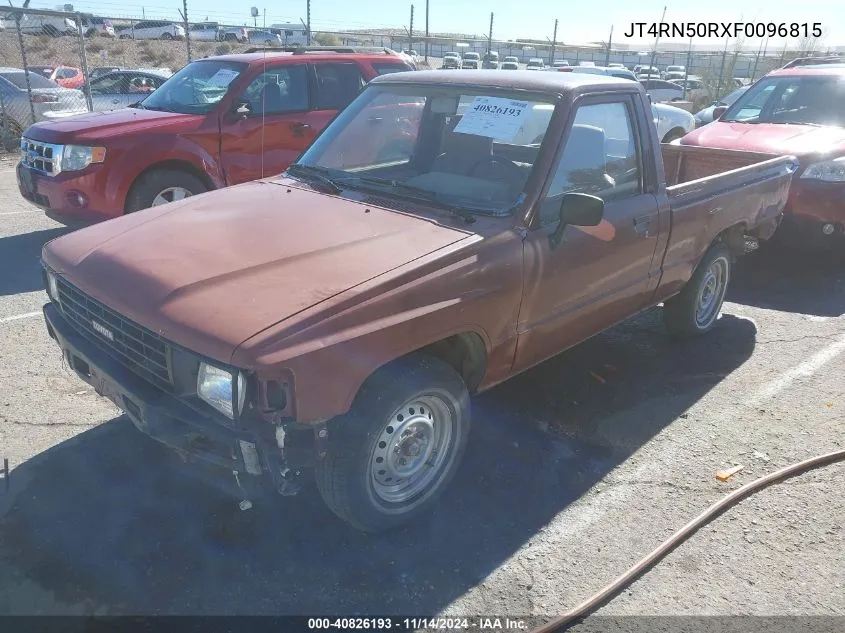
[23,0,845,49]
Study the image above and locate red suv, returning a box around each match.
[17,49,413,222]
[680,65,845,244]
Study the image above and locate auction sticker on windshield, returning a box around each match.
[207,68,240,87]
[454,96,534,141]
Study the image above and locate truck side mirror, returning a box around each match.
[712,105,728,120]
[549,193,605,249]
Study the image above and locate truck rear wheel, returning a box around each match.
[663,242,731,338]
[315,354,471,532]
[126,169,208,213]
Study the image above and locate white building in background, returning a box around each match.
[269,23,308,46]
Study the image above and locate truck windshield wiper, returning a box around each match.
[285,164,343,194]
[335,176,478,224]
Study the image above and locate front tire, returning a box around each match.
[161,32,173,40]
[125,169,207,213]
[316,354,471,532]
[663,242,732,338]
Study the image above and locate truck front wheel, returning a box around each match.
[316,354,471,532]
[126,169,208,213]
[663,242,732,338]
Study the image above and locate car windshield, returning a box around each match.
[293,84,556,217]
[717,86,749,106]
[722,74,845,126]
[1,71,58,89]
[137,59,246,114]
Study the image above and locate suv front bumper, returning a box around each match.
[42,302,293,501]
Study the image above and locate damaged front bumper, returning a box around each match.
[43,302,304,504]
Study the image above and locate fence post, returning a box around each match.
[14,14,37,126]
[183,0,192,62]
[74,16,93,112]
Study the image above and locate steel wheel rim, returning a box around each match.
[695,256,728,328]
[152,187,192,206]
[369,394,454,504]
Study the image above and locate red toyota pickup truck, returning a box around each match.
[16,49,412,223]
[681,64,845,245]
[41,71,795,531]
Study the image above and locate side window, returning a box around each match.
[540,101,642,225]
[314,63,365,110]
[241,65,309,114]
[91,74,129,94]
[56,68,76,79]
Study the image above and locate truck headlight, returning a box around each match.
[61,145,106,172]
[45,269,60,303]
[197,362,246,419]
[800,157,845,182]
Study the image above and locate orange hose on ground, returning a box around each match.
[529,448,845,633]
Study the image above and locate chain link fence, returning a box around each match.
[0,6,270,155]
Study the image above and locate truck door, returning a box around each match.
[513,96,661,373]
[219,63,321,185]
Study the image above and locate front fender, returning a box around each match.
[106,135,225,210]
[234,231,526,423]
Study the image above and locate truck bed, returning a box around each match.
[656,143,798,296]
[662,143,797,233]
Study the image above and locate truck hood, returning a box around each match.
[43,181,473,364]
[682,121,845,158]
[25,107,200,143]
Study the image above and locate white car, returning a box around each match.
[526,58,545,70]
[652,101,695,142]
[119,20,185,40]
[640,78,685,102]
[247,29,283,45]
[669,77,710,103]
[188,22,222,41]
[14,14,76,36]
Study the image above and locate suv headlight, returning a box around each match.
[61,145,106,172]
[800,157,845,182]
[197,362,246,419]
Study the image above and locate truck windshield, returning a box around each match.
[294,85,557,216]
[137,59,247,114]
[722,75,845,127]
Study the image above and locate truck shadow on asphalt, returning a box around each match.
[0,311,757,615]
[0,228,71,296]
[728,243,845,318]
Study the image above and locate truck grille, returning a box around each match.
[55,277,174,391]
[20,138,63,175]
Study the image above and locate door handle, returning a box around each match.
[634,213,656,236]
[291,122,312,136]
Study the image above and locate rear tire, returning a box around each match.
[125,169,208,213]
[663,242,732,339]
[315,354,471,533]
[161,32,173,40]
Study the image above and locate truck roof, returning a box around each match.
[370,69,639,94]
[767,65,845,77]
[200,51,406,65]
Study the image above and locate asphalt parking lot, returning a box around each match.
[0,162,843,621]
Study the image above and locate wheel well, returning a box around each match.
[716,222,748,257]
[417,332,487,392]
[124,160,216,211]
[662,127,687,143]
